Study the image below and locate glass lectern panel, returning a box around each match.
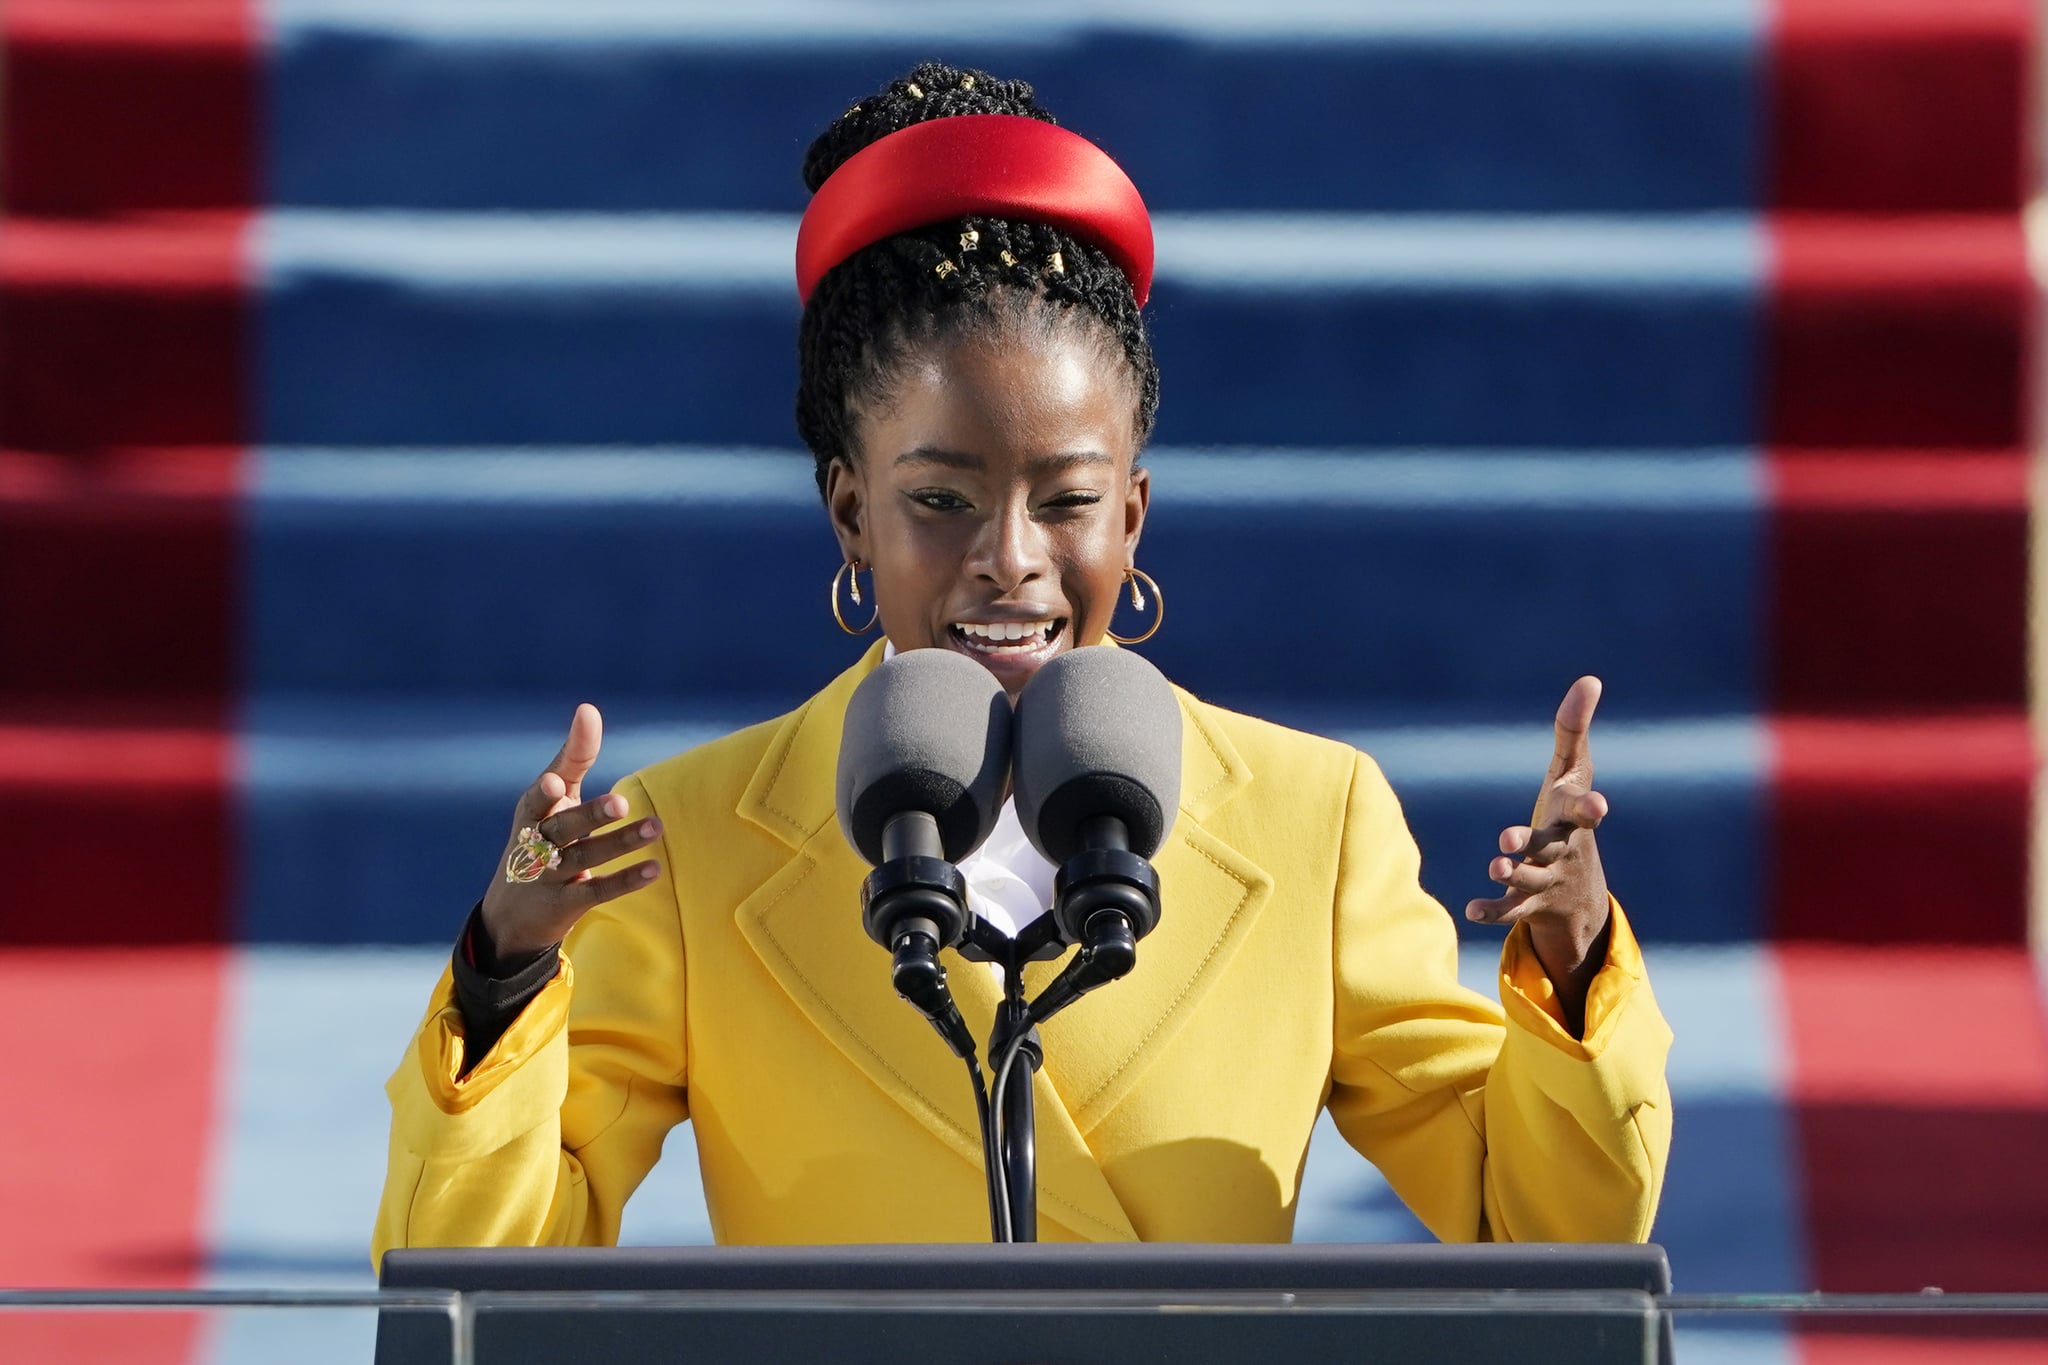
[460,1287,1661,1365]
[0,1289,462,1365]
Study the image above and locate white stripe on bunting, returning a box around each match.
[254,446,1760,511]
[256,212,1762,292]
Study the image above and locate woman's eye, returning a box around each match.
[1044,491,1103,511]
[910,489,970,512]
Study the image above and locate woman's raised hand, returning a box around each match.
[1464,677,1613,1026]
[480,703,663,960]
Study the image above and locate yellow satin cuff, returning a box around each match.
[1499,895,1645,1057]
[417,956,575,1115]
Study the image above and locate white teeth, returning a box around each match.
[957,620,1053,640]
[953,620,1059,652]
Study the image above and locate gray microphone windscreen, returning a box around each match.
[1012,646,1182,863]
[836,649,1013,864]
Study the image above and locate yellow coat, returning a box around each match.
[375,644,1672,1258]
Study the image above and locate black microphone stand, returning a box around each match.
[961,913,1061,1242]
[868,815,1161,1244]
[990,972,1040,1242]
[956,828,1159,1244]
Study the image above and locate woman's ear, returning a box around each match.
[1122,462,1151,557]
[823,456,867,563]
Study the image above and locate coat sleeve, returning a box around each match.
[371,773,689,1266]
[1324,751,1672,1243]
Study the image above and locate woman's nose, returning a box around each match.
[969,501,1051,591]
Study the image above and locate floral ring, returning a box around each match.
[505,826,563,884]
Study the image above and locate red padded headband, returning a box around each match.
[795,114,1153,307]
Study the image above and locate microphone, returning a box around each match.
[836,649,1013,1058]
[1011,646,1181,1023]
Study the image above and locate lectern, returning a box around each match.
[378,1242,1673,1364]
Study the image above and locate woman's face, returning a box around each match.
[825,318,1149,695]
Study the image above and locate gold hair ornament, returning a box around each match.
[1107,567,1164,644]
[831,560,881,634]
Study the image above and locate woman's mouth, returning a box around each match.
[942,616,1071,691]
[948,618,1066,655]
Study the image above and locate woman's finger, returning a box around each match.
[550,816,663,879]
[1517,820,1580,867]
[1544,677,1601,780]
[537,792,632,849]
[1466,891,1528,925]
[1534,676,1601,825]
[561,858,663,910]
[546,704,604,796]
[1566,788,1609,829]
[520,705,604,822]
[510,706,607,830]
[1498,789,1604,864]
[512,769,567,829]
[1489,856,1558,895]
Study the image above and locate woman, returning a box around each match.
[374,63,1670,1255]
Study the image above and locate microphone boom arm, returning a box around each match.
[1025,815,1161,1029]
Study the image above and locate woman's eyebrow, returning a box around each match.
[1030,451,1115,474]
[894,445,981,470]
[893,446,1112,473]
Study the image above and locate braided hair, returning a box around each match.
[795,62,1161,494]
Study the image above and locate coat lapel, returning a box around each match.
[732,648,1271,1240]
[1029,689,1274,1133]
[731,645,1138,1242]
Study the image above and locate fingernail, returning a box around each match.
[606,796,625,817]
[640,865,658,881]
[638,821,657,839]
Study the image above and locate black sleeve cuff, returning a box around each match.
[450,901,561,1074]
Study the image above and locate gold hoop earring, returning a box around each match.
[1107,567,1163,644]
[830,559,880,635]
